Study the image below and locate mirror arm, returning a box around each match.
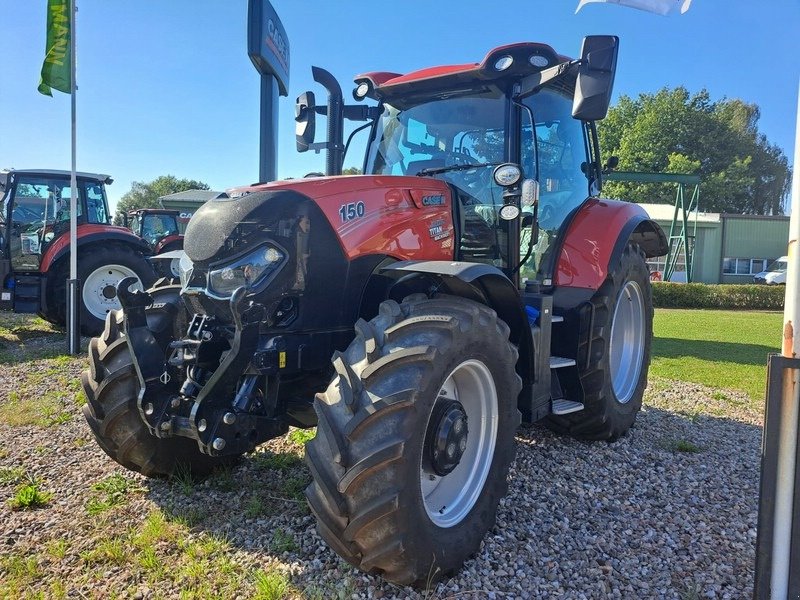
[515,59,582,101]
[343,105,380,121]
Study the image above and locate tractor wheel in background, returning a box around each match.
[305,295,522,587]
[42,245,156,336]
[78,246,156,336]
[546,243,653,441]
[81,282,235,477]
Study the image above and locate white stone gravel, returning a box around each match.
[0,340,761,598]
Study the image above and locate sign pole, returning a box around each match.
[247,0,289,184]
[66,0,80,354]
[259,74,279,183]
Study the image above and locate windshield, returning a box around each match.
[767,259,787,272]
[363,87,590,279]
[366,91,508,208]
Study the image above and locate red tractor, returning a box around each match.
[125,208,183,255]
[82,36,667,586]
[0,169,155,335]
[124,208,184,277]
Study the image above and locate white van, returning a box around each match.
[753,256,788,285]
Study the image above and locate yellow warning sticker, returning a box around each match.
[279,352,286,369]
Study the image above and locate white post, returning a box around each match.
[770,79,800,600]
[67,0,79,354]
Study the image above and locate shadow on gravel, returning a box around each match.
[0,312,76,364]
[136,402,761,599]
[654,336,773,366]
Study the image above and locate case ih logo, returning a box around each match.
[422,194,445,206]
[265,18,289,71]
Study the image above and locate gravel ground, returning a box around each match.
[0,317,762,599]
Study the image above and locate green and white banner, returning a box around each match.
[38,0,71,96]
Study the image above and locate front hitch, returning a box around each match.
[187,288,287,456]
[119,280,286,456]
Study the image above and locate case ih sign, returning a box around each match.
[247,0,289,96]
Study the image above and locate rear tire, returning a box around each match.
[305,296,521,587]
[546,243,652,441]
[81,282,233,477]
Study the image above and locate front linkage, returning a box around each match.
[116,277,287,457]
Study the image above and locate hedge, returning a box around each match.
[652,282,785,310]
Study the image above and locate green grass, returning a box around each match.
[0,313,66,363]
[9,480,53,510]
[252,451,304,471]
[0,466,26,484]
[663,439,703,453]
[651,308,781,402]
[287,427,315,445]
[252,569,291,600]
[86,473,142,515]
[270,528,298,554]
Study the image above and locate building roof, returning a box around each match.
[637,203,721,223]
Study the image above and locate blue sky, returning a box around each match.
[1,0,798,211]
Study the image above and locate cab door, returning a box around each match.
[519,88,593,285]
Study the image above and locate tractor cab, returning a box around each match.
[295,37,620,291]
[1,169,113,272]
[125,208,182,254]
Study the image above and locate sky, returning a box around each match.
[1,0,799,212]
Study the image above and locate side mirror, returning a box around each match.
[295,91,316,152]
[572,35,619,121]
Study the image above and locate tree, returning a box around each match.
[114,175,210,224]
[341,167,362,175]
[598,87,791,215]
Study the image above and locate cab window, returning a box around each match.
[84,182,108,224]
[520,88,590,282]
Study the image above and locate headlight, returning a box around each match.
[493,163,522,187]
[178,252,194,289]
[208,244,286,297]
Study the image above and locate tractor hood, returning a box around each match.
[184,175,454,266]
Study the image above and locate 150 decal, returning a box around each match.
[339,201,366,223]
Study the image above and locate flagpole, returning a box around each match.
[767,78,800,600]
[67,0,80,354]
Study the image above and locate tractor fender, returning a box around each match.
[378,260,534,389]
[41,226,151,273]
[554,198,667,291]
[154,235,183,255]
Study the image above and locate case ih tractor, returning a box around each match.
[125,208,183,255]
[82,36,667,586]
[0,169,155,335]
[124,208,184,277]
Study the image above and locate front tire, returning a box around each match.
[81,283,233,477]
[546,243,653,441]
[305,296,522,587]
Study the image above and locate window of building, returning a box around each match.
[722,257,768,275]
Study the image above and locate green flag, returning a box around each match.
[38,0,71,96]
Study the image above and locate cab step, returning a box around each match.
[549,355,576,369]
[551,398,585,415]
[551,315,564,323]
